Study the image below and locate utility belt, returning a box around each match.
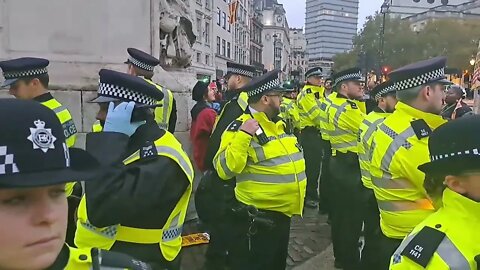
[301,126,320,134]
[334,151,358,163]
[230,201,288,234]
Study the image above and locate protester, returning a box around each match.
[441,85,472,119]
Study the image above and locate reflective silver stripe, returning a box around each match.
[237,96,248,111]
[331,103,349,127]
[251,141,267,161]
[248,152,304,167]
[161,87,170,128]
[306,105,319,117]
[80,221,118,239]
[377,199,433,212]
[218,151,236,179]
[331,140,356,150]
[156,146,194,179]
[372,176,415,189]
[363,118,385,144]
[361,168,371,179]
[392,233,417,257]
[436,236,470,270]
[52,105,68,114]
[330,129,350,136]
[158,122,168,129]
[237,172,306,184]
[378,125,415,173]
[279,133,296,139]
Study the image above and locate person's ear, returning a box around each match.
[445,175,468,194]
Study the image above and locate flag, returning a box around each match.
[228,0,239,25]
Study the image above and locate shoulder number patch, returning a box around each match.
[346,100,358,109]
[227,120,242,132]
[400,226,445,268]
[411,119,432,139]
[140,141,158,159]
[306,88,312,94]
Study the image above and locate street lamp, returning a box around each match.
[379,1,390,69]
[273,33,278,70]
[470,58,476,67]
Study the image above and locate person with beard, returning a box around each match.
[390,115,480,270]
[440,85,472,120]
[0,99,151,270]
[213,70,306,270]
[369,57,449,269]
[74,69,193,270]
[190,81,218,172]
[327,67,366,270]
[357,80,397,270]
[197,62,255,270]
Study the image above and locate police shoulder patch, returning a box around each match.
[411,119,432,139]
[346,100,358,109]
[314,92,320,99]
[306,88,312,94]
[400,226,445,268]
[140,141,158,159]
[227,120,243,132]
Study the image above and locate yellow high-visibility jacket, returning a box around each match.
[390,188,480,270]
[358,108,390,189]
[370,102,446,239]
[296,84,325,130]
[280,98,301,129]
[327,93,365,155]
[213,111,306,217]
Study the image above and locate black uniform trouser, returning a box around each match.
[228,209,291,270]
[329,153,363,270]
[360,187,381,270]
[319,139,332,213]
[378,233,403,270]
[299,127,323,201]
[204,223,229,269]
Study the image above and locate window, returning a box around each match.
[216,36,221,54]
[196,52,201,63]
[196,0,202,5]
[205,54,210,65]
[196,15,202,42]
[205,0,210,10]
[227,42,231,58]
[217,8,221,25]
[222,12,226,29]
[205,21,210,45]
[228,17,231,32]
[222,39,226,56]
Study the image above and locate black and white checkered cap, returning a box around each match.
[244,69,282,97]
[92,69,164,105]
[390,56,451,91]
[3,67,48,79]
[305,67,323,78]
[0,57,49,87]
[371,80,396,100]
[226,62,256,78]
[125,48,160,72]
[332,67,363,87]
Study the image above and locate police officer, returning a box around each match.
[199,61,255,270]
[0,57,80,245]
[357,80,397,269]
[296,67,325,208]
[213,70,306,270]
[280,81,300,135]
[369,57,449,269]
[0,99,151,270]
[327,67,366,270]
[390,115,480,269]
[125,48,177,133]
[74,69,193,270]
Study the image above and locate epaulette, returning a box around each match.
[410,119,432,139]
[140,141,158,159]
[314,92,320,99]
[92,248,152,270]
[227,120,243,132]
[306,88,312,94]
[346,100,358,109]
[400,226,445,268]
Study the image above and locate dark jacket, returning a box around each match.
[84,120,189,267]
[441,101,472,119]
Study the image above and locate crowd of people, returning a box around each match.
[0,46,479,270]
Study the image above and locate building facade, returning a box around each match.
[387,0,471,18]
[289,28,308,81]
[305,0,359,75]
[250,1,264,73]
[191,0,216,81]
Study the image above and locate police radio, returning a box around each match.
[255,126,269,145]
[131,104,162,123]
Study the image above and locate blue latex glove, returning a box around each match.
[103,102,145,136]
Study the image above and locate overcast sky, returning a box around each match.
[277,0,384,32]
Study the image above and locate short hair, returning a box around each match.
[248,93,263,104]
[423,173,447,200]
[132,65,154,80]
[396,85,423,104]
[20,73,49,88]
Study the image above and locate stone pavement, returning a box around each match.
[180,207,333,270]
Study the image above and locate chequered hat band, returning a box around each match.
[247,78,281,97]
[334,72,362,86]
[374,85,396,100]
[0,146,19,175]
[306,70,322,78]
[3,67,48,79]
[98,83,157,105]
[431,148,480,162]
[128,56,155,72]
[227,67,254,78]
[395,68,445,91]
